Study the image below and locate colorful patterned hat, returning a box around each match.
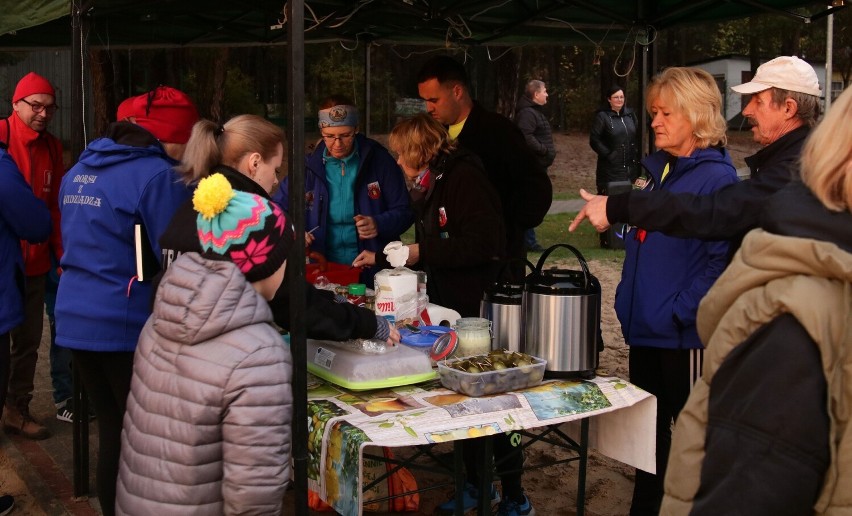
[193,173,294,282]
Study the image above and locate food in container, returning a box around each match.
[453,317,492,356]
[437,350,546,397]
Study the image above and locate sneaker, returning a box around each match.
[3,403,50,440]
[497,495,535,516]
[437,483,500,514]
[55,399,95,424]
[0,494,13,516]
[526,244,545,253]
[56,401,74,423]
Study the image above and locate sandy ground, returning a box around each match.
[0,130,762,515]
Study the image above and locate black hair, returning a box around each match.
[605,85,624,101]
[416,56,470,89]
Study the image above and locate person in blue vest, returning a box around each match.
[0,148,52,515]
[55,86,198,516]
[274,95,412,287]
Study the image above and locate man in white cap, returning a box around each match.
[568,56,822,256]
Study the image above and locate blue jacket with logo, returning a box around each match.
[274,133,412,285]
[0,150,51,335]
[615,147,737,350]
[56,123,191,352]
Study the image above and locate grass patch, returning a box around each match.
[400,212,624,267]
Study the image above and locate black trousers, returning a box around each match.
[463,432,526,501]
[628,345,702,516]
[72,349,135,516]
[0,333,10,419]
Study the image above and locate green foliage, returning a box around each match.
[401,211,625,266]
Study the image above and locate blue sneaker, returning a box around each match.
[437,483,500,514]
[497,494,535,516]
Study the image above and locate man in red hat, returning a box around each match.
[0,72,65,440]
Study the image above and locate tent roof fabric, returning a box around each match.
[0,0,829,49]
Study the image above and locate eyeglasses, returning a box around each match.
[20,99,58,115]
[321,132,355,144]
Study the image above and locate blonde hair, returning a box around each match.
[388,113,456,169]
[646,67,728,149]
[800,86,852,211]
[179,114,286,184]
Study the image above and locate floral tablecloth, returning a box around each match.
[307,375,656,516]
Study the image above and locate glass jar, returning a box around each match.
[453,317,492,357]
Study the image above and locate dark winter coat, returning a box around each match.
[117,253,292,515]
[661,182,852,515]
[607,125,810,255]
[274,133,413,286]
[515,96,556,169]
[589,107,639,189]
[376,148,505,317]
[615,147,737,350]
[457,102,551,278]
[0,150,51,335]
[56,122,191,352]
[158,165,380,342]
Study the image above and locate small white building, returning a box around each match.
[691,55,827,127]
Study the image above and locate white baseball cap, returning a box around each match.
[731,56,821,97]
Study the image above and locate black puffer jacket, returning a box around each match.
[589,107,639,189]
[515,95,556,169]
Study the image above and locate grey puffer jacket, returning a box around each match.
[116,252,293,516]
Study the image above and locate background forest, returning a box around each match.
[3,8,850,137]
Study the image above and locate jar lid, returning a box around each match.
[453,317,491,329]
[348,283,367,295]
[430,330,458,361]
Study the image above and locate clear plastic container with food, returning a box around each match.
[437,350,546,397]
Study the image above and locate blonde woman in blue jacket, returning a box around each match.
[615,68,737,516]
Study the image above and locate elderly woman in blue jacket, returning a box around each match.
[615,67,738,516]
[274,95,412,286]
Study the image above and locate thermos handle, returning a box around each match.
[534,244,592,290]
[494,258,536,284]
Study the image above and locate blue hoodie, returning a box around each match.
[274,133,412,285]
[615,147,737,350]
[55,123,191,352]
[0,150,51,335]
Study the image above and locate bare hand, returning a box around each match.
[386,321,401,346]
[568,189,611,233]
[305,231,315,247]
[352,250,376,268]
[406,244,420,266]
[354,215,378,239]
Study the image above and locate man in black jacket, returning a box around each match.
[416,55,545,516]
[516,79,556,252]
[417,56,552,282]
[569,56,821,255]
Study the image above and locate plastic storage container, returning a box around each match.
[437,355,546,397]
[307,339,436,390]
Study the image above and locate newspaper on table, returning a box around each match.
[307,375,656,516]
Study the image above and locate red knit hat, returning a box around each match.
[13,72,55,102]
[116,97,136,121]
[131,86,199,144]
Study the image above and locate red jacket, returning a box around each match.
[1,113,64,276]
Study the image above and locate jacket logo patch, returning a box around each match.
[305,191,315,210]
[367,181,381,200]
[438,207,448,227]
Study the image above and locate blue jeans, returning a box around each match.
[523,228,539,248]
[44,274,72,405]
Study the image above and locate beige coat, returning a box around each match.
[662,228,852,515]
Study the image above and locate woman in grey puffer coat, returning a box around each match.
[117,175,295,515]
